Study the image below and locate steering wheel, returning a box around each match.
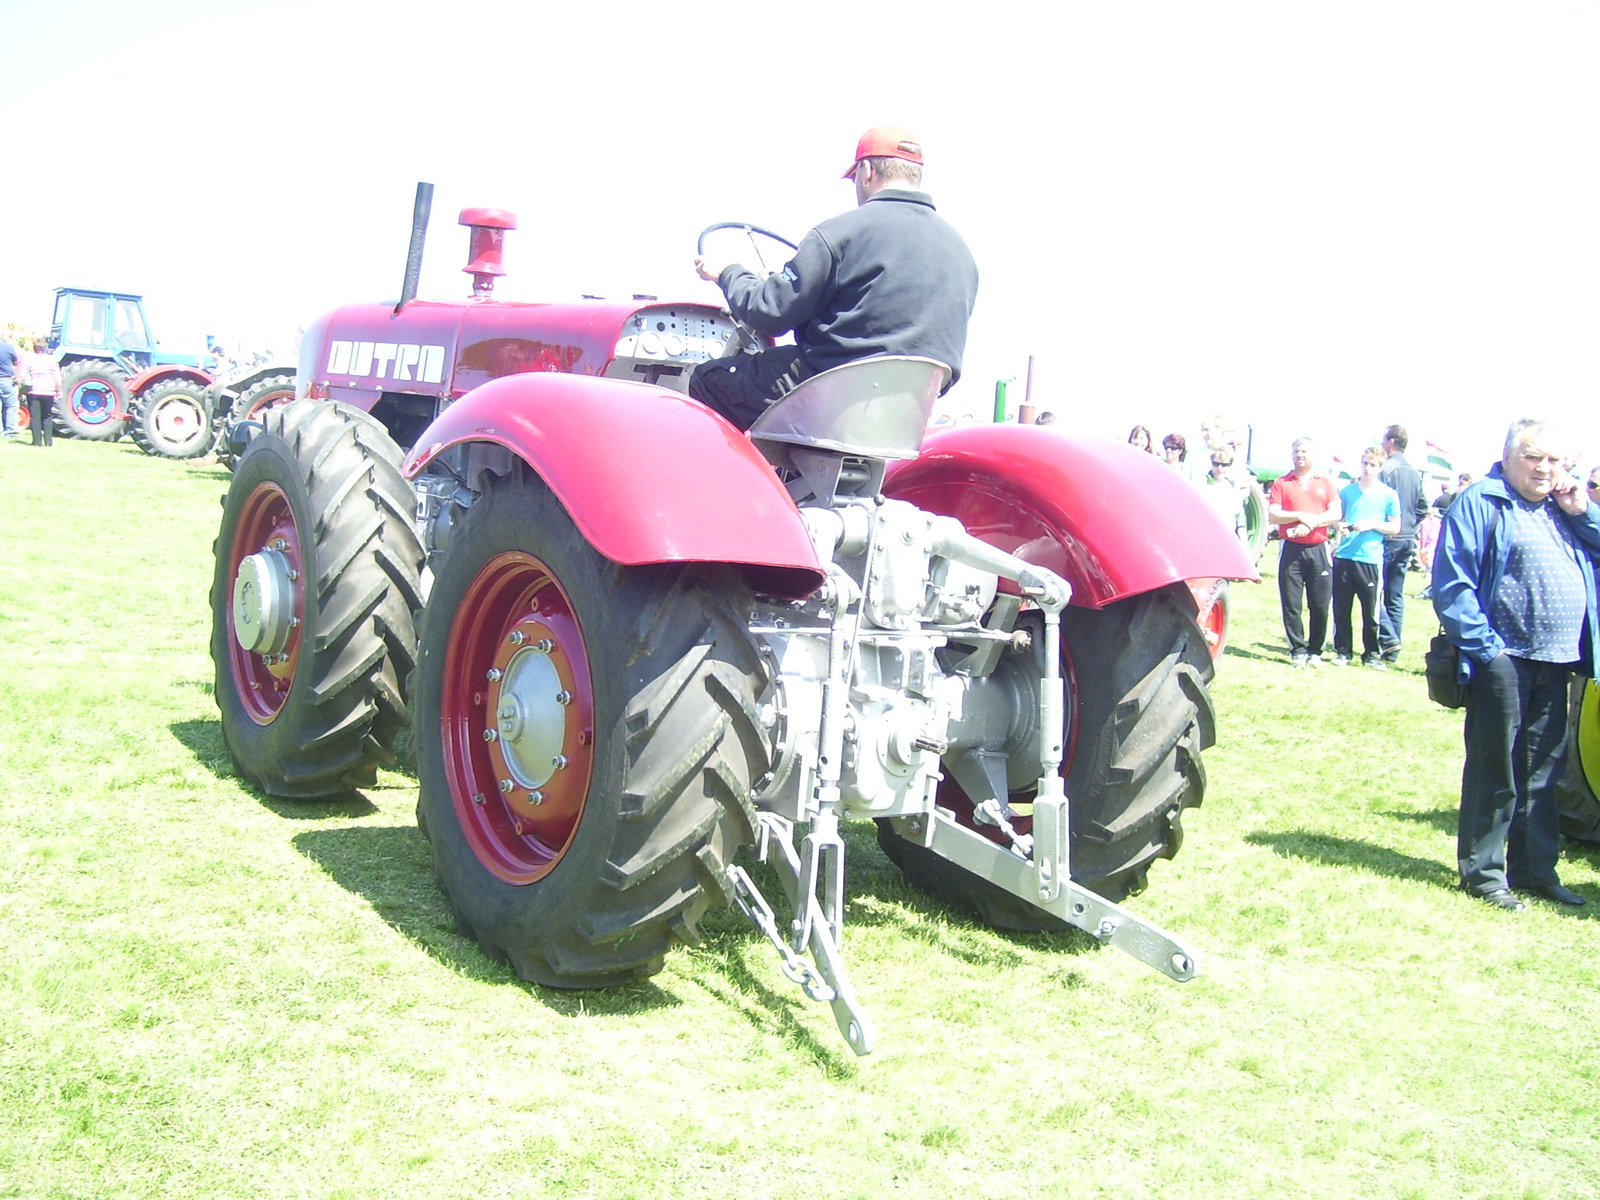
[696,223,799,352]
[696,222,799,272]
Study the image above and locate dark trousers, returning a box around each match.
[687,346,812,431]
[1278,540,1332,656]
[1331,557,1382,659]
[27,395,54,446]
[1459,653,1570,894]
[1377,538,1414,658]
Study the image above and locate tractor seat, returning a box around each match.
[747,355,951,464]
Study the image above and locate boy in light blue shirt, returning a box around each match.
[1333,447,1402,666]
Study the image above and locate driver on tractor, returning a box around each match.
[690,125,979,431]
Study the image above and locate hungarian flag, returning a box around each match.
[1328,454,1354,483]
[1425,440,1452,473]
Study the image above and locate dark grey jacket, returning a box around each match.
[717,190,978,388]
[1381,451,1430,542]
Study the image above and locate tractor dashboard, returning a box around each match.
[606,304,745,392]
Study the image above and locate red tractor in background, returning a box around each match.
[211,186,1256,1053]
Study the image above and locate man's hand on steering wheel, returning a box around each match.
[694,256,729,283]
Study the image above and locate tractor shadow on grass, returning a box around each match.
[168,717,418,817]
[290,823,686,1014]
[169,718,238,783]
[1245,829,1457,887]
[684,842,1101,1076]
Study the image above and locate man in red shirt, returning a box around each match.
[1268,437,1342,667]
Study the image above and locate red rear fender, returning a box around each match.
[127,365,212,394]
[886,426,1259,608]
[403,373,824,600]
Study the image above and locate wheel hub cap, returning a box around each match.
[496,648,566,789]
[233,549,295,654]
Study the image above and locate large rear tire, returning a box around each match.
[57,361,130,441]
[210,399,424,797]
[878,584,1216,925]
[415,466,766,986]
[131,378,213,458]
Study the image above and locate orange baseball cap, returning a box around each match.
[842,125,923,178]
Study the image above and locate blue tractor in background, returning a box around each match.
[48,287,217,456]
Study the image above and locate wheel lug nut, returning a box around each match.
[483,729,497,742]
[529,790,544,805]
[486,668,502,682]
[556,690,572,706]
[471,792,485,805]
[508,631,525,646]
[270,538,288,551]
[534,638,554,653]
[552,755,568,770]
[498,779,514,793]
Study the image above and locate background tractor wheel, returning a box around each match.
[57,361,131,441]
[1242,479,1270,564]
[210,399,424,797]
[415,467,765,987]
[131,378,214,459]
[878,583,1216,925]
[217,374,297,469]
[1557,678,1600,846]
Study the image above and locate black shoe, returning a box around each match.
[1519,883,1586,906]
[1473,888,1527,911]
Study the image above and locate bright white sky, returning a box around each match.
[4,0,1596,481]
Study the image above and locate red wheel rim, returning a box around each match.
[225,482,305,723]
[1189,579,1228,661]
[1201,600,1227,660]
[243,387,295,421]
[441,552,596,885]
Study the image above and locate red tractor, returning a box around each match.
[211,190,1255,1054]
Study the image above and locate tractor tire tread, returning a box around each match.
[212,399,422,797]
[416,471,766,988]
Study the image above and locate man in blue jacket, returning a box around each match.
[1432,419,1600,910]
[689,126,979,431]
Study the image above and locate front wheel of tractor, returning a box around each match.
[210,399,424,797]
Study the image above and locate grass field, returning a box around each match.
[1,436,1596,1200]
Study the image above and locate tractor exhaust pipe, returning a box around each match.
[395,181,434,314]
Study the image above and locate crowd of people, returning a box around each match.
[1264,425,1431,669]
[1128,413,1255,547]
[1129,413,1599,913]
